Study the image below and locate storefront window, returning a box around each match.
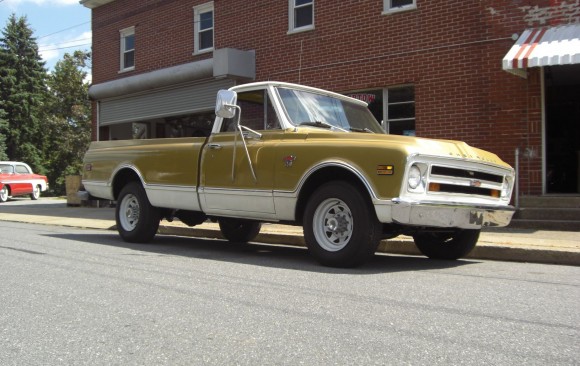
[163,112,215,138]
[386,86,415,136]
[346,86,415,136]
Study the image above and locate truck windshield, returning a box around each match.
[277,87,384,134]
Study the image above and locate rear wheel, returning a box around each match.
[116,182,160,243]
[30,185,41,200]
[218,218,261,243]
[413,229,480,260]
[0,186,8,202]
[304,181,381,267]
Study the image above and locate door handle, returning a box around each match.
[207,143,222,150]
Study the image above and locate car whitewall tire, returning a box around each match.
[0,186,8,202]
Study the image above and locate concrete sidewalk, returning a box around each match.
[1,197,578,266]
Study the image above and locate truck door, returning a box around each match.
[200,89,282,218]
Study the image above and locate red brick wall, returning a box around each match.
[91,0,212,84]
[91,0,569,194]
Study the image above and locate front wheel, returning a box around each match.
[0,186,8,202]
[30,185,41,200]
[116,182,160,243]
[218,218,261,243]
[303,181,381,268]
[413,229,480,260]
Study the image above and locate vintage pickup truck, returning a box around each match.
[81,81,515,267]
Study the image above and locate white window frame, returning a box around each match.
[288,0,314,34]
[383,0,417,15]
[119,26,135,72]
[193,2,214,55]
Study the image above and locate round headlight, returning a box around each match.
[408,165,422,189]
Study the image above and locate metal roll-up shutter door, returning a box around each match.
[99,78,235,126]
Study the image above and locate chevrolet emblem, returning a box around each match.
[283,155,296,168]
[470,180,482,187]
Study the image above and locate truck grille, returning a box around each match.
[428,165,505,198]
[431,166,504,183]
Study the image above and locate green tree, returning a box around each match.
[0,14,48,172]
[44,50,92,194]
[0,108,8,160]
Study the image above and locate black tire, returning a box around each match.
[413,229,480,260]
[303,181,381,268]
[116,182,160,243]
[0,185,8,203]
[30,185,41,200]
[218,218,262,243]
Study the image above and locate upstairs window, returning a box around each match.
[383,0,417,14]
[289,0,314,33]
[120,27,135,71]
[194,2,214,54]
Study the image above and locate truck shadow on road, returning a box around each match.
[45,231,479,274]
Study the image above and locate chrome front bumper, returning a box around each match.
[376,199,515,229]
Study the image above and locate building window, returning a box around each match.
[289,0,314,33]
[383,0,417,14]
[120,27,135,71]
[194,2,214,54]
[385,86,415,136]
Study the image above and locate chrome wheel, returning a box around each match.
[115,182,160,243]
[119,193,140,232]
[304,181,381,267]
[312,198,354,252]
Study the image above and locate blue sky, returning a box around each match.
[0,0,91,72]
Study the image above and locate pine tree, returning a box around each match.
[45,50,92,194]
[0,108,8,160]
[0,14,48,172]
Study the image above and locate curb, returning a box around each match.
[1,212,577,266]
[158,225,580,266]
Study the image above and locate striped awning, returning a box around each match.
[502,23,580,78]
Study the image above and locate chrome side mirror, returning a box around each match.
[215,90,237,119]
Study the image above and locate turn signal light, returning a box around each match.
[429,183,440,192]
[377,165,394,175]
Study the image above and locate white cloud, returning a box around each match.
[4,0,81,6]
[39,46,60,63]
[38,30,92,69]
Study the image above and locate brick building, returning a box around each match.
[81,0,580,197]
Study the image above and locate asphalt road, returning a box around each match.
[1,221,578,365]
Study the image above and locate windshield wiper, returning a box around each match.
[350,127,375,134]
[298,121,348,132]
[298,121,332,129]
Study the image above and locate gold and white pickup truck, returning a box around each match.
[81,81,515,267]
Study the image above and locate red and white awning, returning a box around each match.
[502,23,580,77]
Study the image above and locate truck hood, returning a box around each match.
[301,129,511,168]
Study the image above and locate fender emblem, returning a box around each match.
[283,155,296,168]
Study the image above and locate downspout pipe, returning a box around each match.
[515,148,520,209]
